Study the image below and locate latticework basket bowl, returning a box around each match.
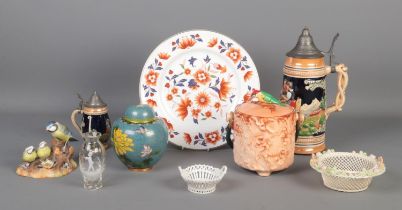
[178,164,227,194]
[310,149,385,192]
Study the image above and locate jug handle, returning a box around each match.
[325,64,349,119]
[225,112,234,148]
[71,109,83,135]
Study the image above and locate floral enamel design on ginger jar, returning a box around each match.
[111,104,168,172]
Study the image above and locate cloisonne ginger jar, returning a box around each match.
[111,104,168,171]
[227,99,297,176]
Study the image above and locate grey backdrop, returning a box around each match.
[0,0,401,210]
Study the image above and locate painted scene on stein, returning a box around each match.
[281,76,327,138]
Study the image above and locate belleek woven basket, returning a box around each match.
[178,164,227,194]
[310,149,385,192]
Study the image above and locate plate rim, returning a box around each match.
[139,29,260,150]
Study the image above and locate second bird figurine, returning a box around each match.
[46,121,78,151]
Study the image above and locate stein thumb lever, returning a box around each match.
[323,33,339,72]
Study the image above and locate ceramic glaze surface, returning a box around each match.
[139,30,260,150]
[111,105,168,170]
[232,102,296,176]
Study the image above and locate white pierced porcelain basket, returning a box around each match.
[310,149,385,192]
[178,164,227,194]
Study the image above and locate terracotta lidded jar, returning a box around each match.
[111,104,168,172]
[227,97,297,176]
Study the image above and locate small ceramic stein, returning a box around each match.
[111,104,168,172]
[280,27,349,154]
[226,99,297,176]
[71,91,111,149]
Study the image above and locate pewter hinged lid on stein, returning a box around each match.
[286,27,324,59]
[80,91,108,115]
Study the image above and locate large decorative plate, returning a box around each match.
[140,30,260,150]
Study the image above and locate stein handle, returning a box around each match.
[71,109,83,136]
[325,64,349,119]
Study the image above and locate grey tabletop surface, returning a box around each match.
[1,0,402,209]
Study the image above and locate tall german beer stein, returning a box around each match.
[71,91,111,149]
[280,27,348,154]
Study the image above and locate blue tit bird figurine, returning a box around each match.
[37,141,51,160]
[254,90,284,106]
[22,146,37,167]
[46,121,78,152]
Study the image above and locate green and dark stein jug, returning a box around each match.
[280,27,349,154]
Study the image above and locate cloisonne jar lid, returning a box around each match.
[236,101,294,118]
[123,104,156,124]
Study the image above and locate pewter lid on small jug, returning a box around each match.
[286,27,324,59]
[80,91,108,114]
[84,91,107,108]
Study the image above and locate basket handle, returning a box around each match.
[373,156,386,176]
[309,154,320,172]
[221,165,228,175]
[178,166,183,174]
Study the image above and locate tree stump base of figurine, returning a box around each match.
[16,139,77,178]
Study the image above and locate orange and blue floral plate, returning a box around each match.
[140,30,260,150]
